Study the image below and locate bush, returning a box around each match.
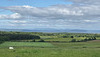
[32,39,35,42]
[39,39,45,42]
[84,38,88,41]
[0,41,4,44]
[62,36,68,38]
[92,37,96,40]
[70,36,74,38]
[88,38,92,40]
[77,40,81,42]
[71,39,76,42]
[80,39,86,42]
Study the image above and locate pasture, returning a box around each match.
[0,40,100,57]
[0,42,54,47]
[0,31,100,57]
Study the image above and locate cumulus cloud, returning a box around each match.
[0,5,83,17]
[0,4,100,29]
[0,13,21,19]
[0,5,100,20]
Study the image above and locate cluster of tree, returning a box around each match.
[0,31,40,42]
[8,31,100,38]
[71,37,96,42]
[61,35,74,38]
[0,31,100,43]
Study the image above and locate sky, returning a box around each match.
[0,0,100,30]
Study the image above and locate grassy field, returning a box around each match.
[0,33,100,57]
[0,31,100,57]
[43,37,85,42]
[52,40,100,48]
[0,40,100,57]
[0,42,54,47]
[0,47,100,57]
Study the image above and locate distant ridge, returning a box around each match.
[0,28,100,33]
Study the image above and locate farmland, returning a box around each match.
[0,31,100,57]
[0,41,100,57]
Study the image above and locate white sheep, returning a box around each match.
[9,47,14,49]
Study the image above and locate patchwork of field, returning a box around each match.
[0,31,100,57]
[0,40,100,57]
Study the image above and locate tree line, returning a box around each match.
[71,37,97,42]
[0,31,40,43]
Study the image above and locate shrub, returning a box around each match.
[70,36,74,38]
[84,38,88,41]
[78,40,83,42]
[88,38,92,40]
[0,41,4,44]
[71,39,76,42]
[39,39,45,42]
[92,37,96,40]
[62,36,68,38]
[77,40,81,42]
[32,39,35,42]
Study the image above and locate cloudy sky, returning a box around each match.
[0,0,100,30]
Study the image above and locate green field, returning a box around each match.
[0,31,100,57]
[0,47,100,57]
[0,42,54,47]
[0,40,100,57]
[42,37,85,42]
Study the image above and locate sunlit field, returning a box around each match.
[0,31,100,57]
[0,40,100,57]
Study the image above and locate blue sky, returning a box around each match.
[0,0,100,30]
[0,0,72,14]
[0,0,72,7]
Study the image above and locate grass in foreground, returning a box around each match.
[0,47,100,57]
[0,40,100,57]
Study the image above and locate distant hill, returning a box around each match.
[0,28,100,33]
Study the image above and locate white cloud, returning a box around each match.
[0,13,21,19]
[9,20,27,24]
[0,5,100,20]
[84,20,99,22]
[0,5,84,19]
[0,4,100,29]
